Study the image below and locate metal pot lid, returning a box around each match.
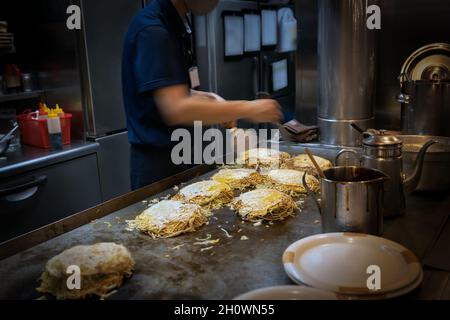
[405,79,450,84]
[363,130,403,147]
[400,43,450,83]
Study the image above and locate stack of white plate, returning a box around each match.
[235,233,422,300]
[282,233,423,300]
[234,285,341,300]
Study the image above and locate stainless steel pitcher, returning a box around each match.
[303,167,389,235]
[336,130,437,216]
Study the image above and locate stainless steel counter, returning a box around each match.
[0,140,100,179]
[279,140,360,161]
[0,166,449,300]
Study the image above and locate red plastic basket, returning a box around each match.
[17,111,72,149]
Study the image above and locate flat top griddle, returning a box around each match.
[0,165,448,300]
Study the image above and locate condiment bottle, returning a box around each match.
[54,104,64,116]
[38,103,49,119]
[47,110,62,150]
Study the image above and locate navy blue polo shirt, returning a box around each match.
[122,0,190,147]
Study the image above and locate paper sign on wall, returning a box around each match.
[224,15,244,57]
[262,10,277,46]
[272,59,288,92]
[244,13,261,52]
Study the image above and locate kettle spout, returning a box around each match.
[404,139,437,193]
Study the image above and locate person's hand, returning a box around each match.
[244,99,283,124]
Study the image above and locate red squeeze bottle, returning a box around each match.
[38,103,49,119]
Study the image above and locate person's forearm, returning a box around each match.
[164,97,249,126]
[154,84,282,125]
[190,90,226,102]
[190,89,211,99]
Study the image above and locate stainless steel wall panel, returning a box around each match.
[79,0,142,137]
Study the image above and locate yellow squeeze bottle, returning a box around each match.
[54,104,64,116]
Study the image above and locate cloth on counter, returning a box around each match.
[280,119,318,143]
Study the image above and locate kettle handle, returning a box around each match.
[404,139,438,193]
[302,172,321,216]
[335,149,360,166]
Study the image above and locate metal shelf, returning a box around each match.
[0,90,45,104]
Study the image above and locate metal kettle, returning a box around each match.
[336,129,437,216]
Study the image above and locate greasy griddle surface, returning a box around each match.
[0,170,322,300]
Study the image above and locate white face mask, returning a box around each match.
[184,0,218,15]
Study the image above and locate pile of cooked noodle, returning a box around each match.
[37,243,134,299]
[212,168,263,190]
[172,180,234,210]
[129,200,208,239]
[261,169,320,197]
[231,188,297,222]
[282,154,332,174]
[38,270,129,300]
[238,148,291,170]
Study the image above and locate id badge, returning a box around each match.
[189,66,200,89]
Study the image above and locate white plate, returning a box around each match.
[234,285,340,300]
[234,271,423,301]
[345,269,423,300]
[283,233,422,295]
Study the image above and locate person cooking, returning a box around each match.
[122,0,282,190]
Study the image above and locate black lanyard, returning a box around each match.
[182,15,196,68]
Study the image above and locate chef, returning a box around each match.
[122,0,282,190]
